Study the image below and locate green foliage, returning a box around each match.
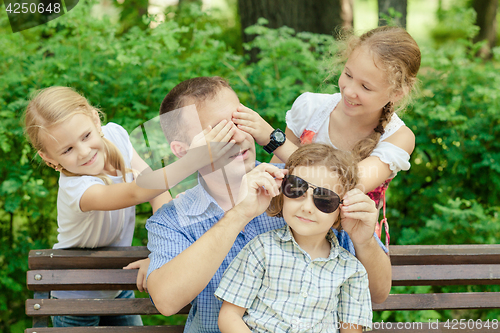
[389,38,500,248]
[238,18,335,163]
[1,0,499,330]
[431,4,479,46]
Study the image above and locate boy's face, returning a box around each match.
[190,87,256,173]
[282,165,342,243]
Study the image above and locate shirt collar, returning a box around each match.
[173,181,222,218]
[276,225,341,261]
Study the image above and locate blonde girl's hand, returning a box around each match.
[123,258,150,293]
[188,120,238,166]
[233,104,274,146]
[340,188,378,247]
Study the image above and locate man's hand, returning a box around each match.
[340,189,378,247]
[123,258,150,293]
[233,163,286,220]
[232,104,274,146]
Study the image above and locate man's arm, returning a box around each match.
[340,189,392,303]
[147,164,285,316]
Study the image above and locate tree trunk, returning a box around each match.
[115,0,149,32]
[472,0,498,58]
[238,0,344,44]
[377,0,407,28]
[342,0,354,29]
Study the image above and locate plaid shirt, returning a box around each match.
[215,225,373,332]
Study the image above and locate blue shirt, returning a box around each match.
[146,167,387,333]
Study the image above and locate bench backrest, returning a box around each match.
[25,245,500,332]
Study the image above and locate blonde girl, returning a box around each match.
[233,26,421,247]
[24,86,171,327]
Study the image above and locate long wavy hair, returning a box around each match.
[24,86,129,185]
[330,26,421,160]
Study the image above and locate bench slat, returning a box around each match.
[373,292,500,311]
[28,245,500,270]
[28,247,149,270]
[27,270,138,291]
[392,264,500,286]
[25,326,185,333]
[27,265,500,291]
[390,244,500,266]
[26,299,190,316]
[26,291,500,317]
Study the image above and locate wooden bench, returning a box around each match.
[25,245,500,333]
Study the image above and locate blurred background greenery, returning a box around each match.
[1,0,499,331]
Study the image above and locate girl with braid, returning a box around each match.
[232,26,421,248]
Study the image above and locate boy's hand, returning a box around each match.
[340,189,378,247]
[233,104,274,146]
[233,163,286,219]
[123,258,150,293]
[188,120,239,168]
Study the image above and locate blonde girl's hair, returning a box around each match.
[267,143,359,229]
[331,26,421,160]
[24,86,129,185]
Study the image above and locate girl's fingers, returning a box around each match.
[341,211,374,223]
[236,124,255,135]
[233,110,255,120]
[212,122,235,142]
[342,201,376,213]
[236,103,255,114]
[216,140,236,156]
[207,120,233,142]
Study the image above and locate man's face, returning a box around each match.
[190,87,256,174]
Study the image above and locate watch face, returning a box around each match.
[275,131,285,142]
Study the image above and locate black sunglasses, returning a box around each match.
[281,175,343,214]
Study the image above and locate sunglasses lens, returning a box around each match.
[282,175,342,214]
[282,175,307,198]
[313,188,341,214]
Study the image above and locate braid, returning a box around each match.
[351,101,395,161]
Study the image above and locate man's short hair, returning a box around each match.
[160,76,233,143]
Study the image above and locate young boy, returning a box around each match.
[216,144,374,333]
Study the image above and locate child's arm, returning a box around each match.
[80,171,166,212]
[357,125,415,193]
[130,148,172,213]
[80,122,237,212]
[135,121,237,197]
[341,188,391,303]
[233,105,299,163]
[218,301,252,333]
[339,323,363,333]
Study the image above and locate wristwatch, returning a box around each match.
[263,128,286,154]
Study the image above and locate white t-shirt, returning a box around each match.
[285,92,411,176]
[52,122,135,299]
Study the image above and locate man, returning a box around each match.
[146,77,391,332]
